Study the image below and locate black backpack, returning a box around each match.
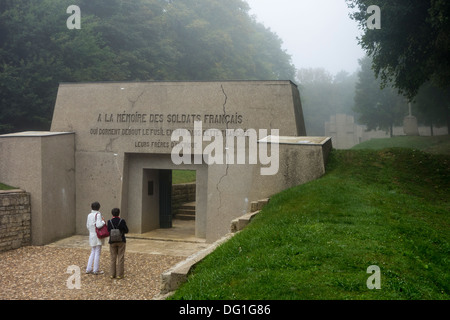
[109,219,122,243]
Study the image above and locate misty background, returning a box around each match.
[246,0,364,136]
[0,0,447,138]
[246,0,364,75]
[247,0,448,137]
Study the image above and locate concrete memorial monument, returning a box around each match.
[0,80,331,245]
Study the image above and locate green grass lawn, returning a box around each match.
[170,148,450,300]
[352,135,450,155]
[0,183,16,190]
[172,170,196,185]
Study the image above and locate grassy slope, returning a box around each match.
[170,148,450,300]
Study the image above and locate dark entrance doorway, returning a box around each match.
[159,170,172,228]
[129,153,206,238]
[142,169,197,232]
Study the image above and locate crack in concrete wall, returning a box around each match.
[128,91,145,109]
[105,137,119,152]
[216,85,230,212]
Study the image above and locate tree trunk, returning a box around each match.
[447,108,450,135]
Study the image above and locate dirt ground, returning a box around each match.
[0,246,184,300]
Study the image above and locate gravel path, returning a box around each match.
[0,246,184,300]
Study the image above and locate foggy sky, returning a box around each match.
[246,0,365,76]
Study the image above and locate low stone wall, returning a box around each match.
[172,183,196,212]
[0,190,31,252]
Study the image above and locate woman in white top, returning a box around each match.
[86,201,106,274]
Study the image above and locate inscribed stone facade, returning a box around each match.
[1,81,332,244]
[49,81,312,242]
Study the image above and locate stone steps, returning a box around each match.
[175,202,196,220]
[231,198,270,233]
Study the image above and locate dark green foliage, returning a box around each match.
[347,0,450,131]
[346,0,450,99]
[0,0,295,133]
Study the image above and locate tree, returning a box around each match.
[413,82,450,135]
[162,0,295,80]
[0,0,296,133]
[0,0,125,132]
[353,56,406,137]
[346,0,450,100]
